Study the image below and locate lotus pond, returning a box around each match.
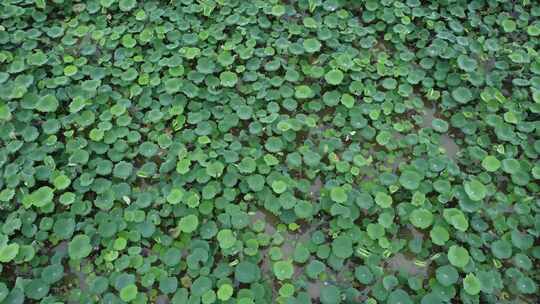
[0,0,539,304]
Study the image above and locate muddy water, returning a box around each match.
[386,253,429,277]
[251,209,332,301]
[421,107,437,129]
[309,177,323,201]
[53,241,89,293]
[155,295,169,304]
[307,281,323,299]
[440,134,459,159]
[244,104,455,301]
[251,209,312,263]
[420,106,459,159]
[251,209,278,235]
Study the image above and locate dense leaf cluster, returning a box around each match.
[0,0,539,303]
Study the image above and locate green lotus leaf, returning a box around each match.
[331,235,353,259]
[354,265,374,284]
[410,208,434,229]
[375,192,393,208]
[436,265,459,287]
[119,284,138,302]
[53,174,71,190]
[271,180,288,194]
[330,186,347,203]
[388,289,413,304]
[502,19,516,33]
[217,229,236,249]
[367,223,385,240]
[452,87,473,104]
[220,71,238,87]
[41,264,64,284]
[306,260,326,279]
[28,51,48,66]
[235,261,260,283]
[463,273,481,295]
[432,118,449,133]
[448,245,470,268]
[295,85,314,99]
[179,214,199,233]
[303,38,321,53]
[481,156,501,172]
[161,248,182,267]
[217,284,233,301]
[491,240,512,259]
[68,235,92,260]
[273,260,294,280]
[464,179,487,201]
[206,161,225,178]
[516,276,537,294]
[119,0,137,11]
[246,174,265,192]
[399,170,423,190]
[457,55,478,72]
[325,69,344,85]
[320,285,341,304]
[0,243,19,263]
[37,94,58,112]
[25,279,49,300]
[167,188,184,205]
